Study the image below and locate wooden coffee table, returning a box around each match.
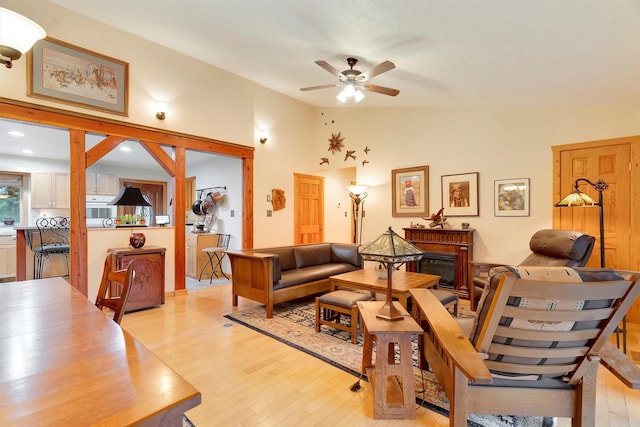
[330,269,440,309]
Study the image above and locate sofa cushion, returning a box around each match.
[331,243,361,267]
[523,229,594,265]
[274,263,357,290]
[293,243,332,269]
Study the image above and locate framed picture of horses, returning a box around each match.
[27,37,129,116]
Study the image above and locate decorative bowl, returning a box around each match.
[129,232,146,249]
[3,217,15,225]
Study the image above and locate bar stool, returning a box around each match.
[315,290,371,344]
[198,234,231,282]
[32,216,70,279]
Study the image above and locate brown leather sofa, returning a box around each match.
[227,242,361,318]
[468,229,595,310]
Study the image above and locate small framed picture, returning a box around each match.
[391,165,429,217]
[494,178,530,217]
[441,172,479,217]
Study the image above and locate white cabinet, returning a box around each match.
[0,235,16,279]
[31,172,70,209]
[86,173,119,196]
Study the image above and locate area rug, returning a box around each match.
[225,298,555,427]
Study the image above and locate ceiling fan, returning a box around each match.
[300,57,400,103]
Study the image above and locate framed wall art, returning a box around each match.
[27,37,129,116]
[441,172,479,216]
[391,165,429,217]
[494,178,530,217]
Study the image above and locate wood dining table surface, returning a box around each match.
[0,277,201,426]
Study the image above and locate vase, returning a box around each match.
[375,263,393,279]
[129,232,146,249]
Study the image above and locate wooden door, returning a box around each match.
[294,173,324,244]
[555,144,630,268]
[553,136,640,321]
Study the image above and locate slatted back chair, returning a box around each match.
[410,266,640,427]
[95,257,136,325]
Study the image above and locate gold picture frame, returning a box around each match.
[391,165,429,217]
[27,37,129,116]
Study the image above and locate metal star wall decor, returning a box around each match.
[328,132,345,153]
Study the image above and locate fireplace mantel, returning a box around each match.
[404,227,475,293]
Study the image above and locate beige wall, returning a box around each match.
[2,1,640,266]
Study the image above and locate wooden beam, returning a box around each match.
[140,140,176,176]
[86,135,126,167]
[69,129,88,296]
[173,146,186,292]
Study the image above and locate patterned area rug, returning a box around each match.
[225,298,555,427]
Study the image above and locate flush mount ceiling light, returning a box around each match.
[0,8,46,69]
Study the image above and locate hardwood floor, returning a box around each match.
[122,283,640,427]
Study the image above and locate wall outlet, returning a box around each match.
[230,210,234,217]
[267,210,272,217]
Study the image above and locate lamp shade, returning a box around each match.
[359,226,423,264]
[0,8,46,60]
[348,184,368,196]
[110,187,152,206]
[555,190,599,207]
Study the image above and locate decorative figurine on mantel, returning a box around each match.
[423,207,448,229]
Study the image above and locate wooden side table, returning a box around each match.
[358,301,423,420]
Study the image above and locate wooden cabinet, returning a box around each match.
[185,233,218,278]
[108,246,166,311]
[86,173,119,196]
[31,172,69,209]
[0,235,16,280]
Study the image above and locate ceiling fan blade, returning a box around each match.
[300,83,338,92]
[362,84,400,97]
[362,60,395,80]
[314,60,344,77]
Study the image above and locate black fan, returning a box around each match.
[300,57,399,98]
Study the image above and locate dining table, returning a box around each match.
[0,277,201,426]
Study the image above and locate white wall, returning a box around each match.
[313,107,640,264]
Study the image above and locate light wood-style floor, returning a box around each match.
[122,283,640,427]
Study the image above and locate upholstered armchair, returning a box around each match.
[467,229,595,310]
[411,266,640,427]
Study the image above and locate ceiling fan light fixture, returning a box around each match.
[354,89,365,103]
[337,83,365,104]
[336,89,348,103]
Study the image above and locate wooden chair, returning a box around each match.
[410,266,640,427]
[95,258,136,325]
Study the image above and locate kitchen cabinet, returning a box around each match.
[186,233,218,278]
[86,173,119,196]
[108,246,166,311]
[0,235,16,280]
[31,172,69,209]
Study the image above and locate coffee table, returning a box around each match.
[330,269,440,309]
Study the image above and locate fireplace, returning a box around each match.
[419,252,456,288]
[404,227,474,296]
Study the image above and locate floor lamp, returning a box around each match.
[348,185,368,245]
[555,178,626,352]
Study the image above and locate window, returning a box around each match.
[0,173,25,224]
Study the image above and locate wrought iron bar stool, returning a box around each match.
[32,216,70,279]
[198,234,231,282]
